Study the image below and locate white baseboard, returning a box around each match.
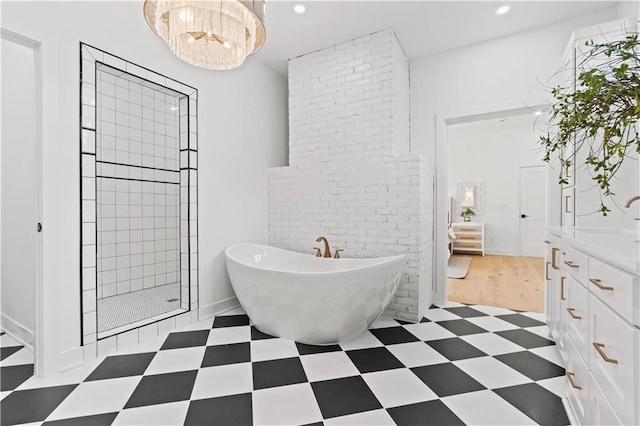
[198,296,240,321]
[1,312,35,351]
[59,347,85,373]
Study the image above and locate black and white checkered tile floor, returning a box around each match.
[0,303,569,425]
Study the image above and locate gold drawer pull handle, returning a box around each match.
[564,260,579,268]
[560,276,566,301]
[566,307,582,320]
[589,278,614,291]
[545,262,551,281]
[551,247,559,270]
[566,372,582,390]
[593,342,618,364]
[458,228,476,232]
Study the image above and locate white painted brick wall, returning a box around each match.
[270,29,433,322]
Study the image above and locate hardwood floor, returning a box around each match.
[447,254,545,313]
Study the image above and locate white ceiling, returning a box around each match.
[252,0,621,75]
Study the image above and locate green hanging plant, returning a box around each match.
[540,34,640,216]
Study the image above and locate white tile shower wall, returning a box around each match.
[95,71,181,300]
[269,29,433,322]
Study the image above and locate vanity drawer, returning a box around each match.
[589,294,638,425]
[565,274,589,360]
[589,372,622,426]
[562,246,589,285]
[565,337,589,426]
[588,257,637,326]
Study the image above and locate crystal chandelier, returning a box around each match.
[144,0,266,70]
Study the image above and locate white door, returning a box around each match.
[519,166,546,257]
[1,30,41,365]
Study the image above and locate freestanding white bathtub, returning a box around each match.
[224,243,405,345]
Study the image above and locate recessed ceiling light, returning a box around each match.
[534,111,542,116]
[496,5,510,15]
[294,4,306,14]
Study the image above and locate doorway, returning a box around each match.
[437,104,549,311]
[1,28,43,379]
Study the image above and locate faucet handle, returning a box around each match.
[334,249,344,259]
[313,247,322,257]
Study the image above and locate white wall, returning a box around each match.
[448,114,546,255]
[409,6,621,304]
[410,7,621,161]
[270,30,433,322]
[1,37,37,346]
[2,0,287,375]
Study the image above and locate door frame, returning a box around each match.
[433,99,549,305]
[1,28,44,376]
[518,165,547,257]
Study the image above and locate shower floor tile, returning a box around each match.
[3,304,569,426]
[97,283,182,336]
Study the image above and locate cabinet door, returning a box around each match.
[565,274,589,359]
[565,337,590,426]
[589,294,638,425]
[589,373,622,426]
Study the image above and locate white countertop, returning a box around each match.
[547,226,639,276]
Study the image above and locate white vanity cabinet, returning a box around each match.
[546,228,640,426]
